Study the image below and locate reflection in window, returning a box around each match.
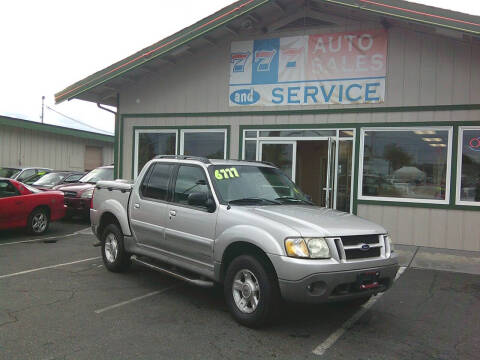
[337,141,353,212]
[261,143,294,179]
[174,166,209,207]
[137,132,176,175]
[361,129,450,201]
[143,163,173,201]
[183,131,226,159]
[244,140,257,161]
[459,129,480,204]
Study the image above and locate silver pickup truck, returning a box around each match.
[91,156,399,327]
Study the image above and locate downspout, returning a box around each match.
[97,96,119,178]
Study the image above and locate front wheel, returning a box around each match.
[27,208,50,235]
[101,224,131,272]
[224,255,279,328]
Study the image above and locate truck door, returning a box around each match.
[129,162,174,250]
[164,164,216,272]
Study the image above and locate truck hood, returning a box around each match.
[249,205,386,237]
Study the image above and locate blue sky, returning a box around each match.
[0,0,477,134]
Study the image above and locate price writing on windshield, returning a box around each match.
[215,168,240,180]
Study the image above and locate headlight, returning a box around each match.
[285,238,330,259]
[384,234,394,256]
[285,238,309,258]
[80,188,94,199]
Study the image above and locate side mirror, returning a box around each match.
[188,191,207,206]
[188,192,216,212]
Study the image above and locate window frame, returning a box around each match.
[358,126,453,205]
[456,126,480,207]
[180,129,228,160]
[134,129,178,178]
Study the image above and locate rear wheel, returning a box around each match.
[101,224,131,272]
[224,255,279,328]
[27,208,49,235]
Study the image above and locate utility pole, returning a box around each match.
[41,95,45,123]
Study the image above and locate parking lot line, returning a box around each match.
[0,257,101,280]
[0,227,91,247]
[94,284,179,314]
[312,266,407,356]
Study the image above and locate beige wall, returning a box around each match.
[119,24,480,114]
[0,125,114,171]
[117,22,480,251]
[357,205,480,252]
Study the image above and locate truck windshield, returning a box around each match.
[209,165,311,205]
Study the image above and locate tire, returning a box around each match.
[27,208,50,235]
[101,224,131,272]
[224,254,279,328]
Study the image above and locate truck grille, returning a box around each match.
[340,234,380,246]
[62,191,77,198]
[334,234,384,261]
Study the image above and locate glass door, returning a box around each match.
[259,141,296,180]
[256,132,354,212]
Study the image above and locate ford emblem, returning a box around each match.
[360,244,370,251]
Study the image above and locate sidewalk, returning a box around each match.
[395,244,480,275]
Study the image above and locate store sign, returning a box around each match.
[229,29,387,107]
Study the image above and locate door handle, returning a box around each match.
[134,203,140,209]
[169,210,176,217]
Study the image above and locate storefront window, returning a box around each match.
[182,130,226,159]
[457,128,480,205]
[136,131,176,175]
[360,128,451,202]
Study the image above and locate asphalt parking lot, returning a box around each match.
[1,222,479,360]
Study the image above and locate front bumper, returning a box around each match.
[277,264,399,303]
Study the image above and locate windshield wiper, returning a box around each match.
[228,197,281,206]
[274,196,314,205]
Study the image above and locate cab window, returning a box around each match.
[0,181,20,198]
[173,165,210,208]
[141,163,173,201]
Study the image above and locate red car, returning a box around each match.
[0,178,66,235]
[54,165,114,218]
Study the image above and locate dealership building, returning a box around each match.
[55,0,480,251]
